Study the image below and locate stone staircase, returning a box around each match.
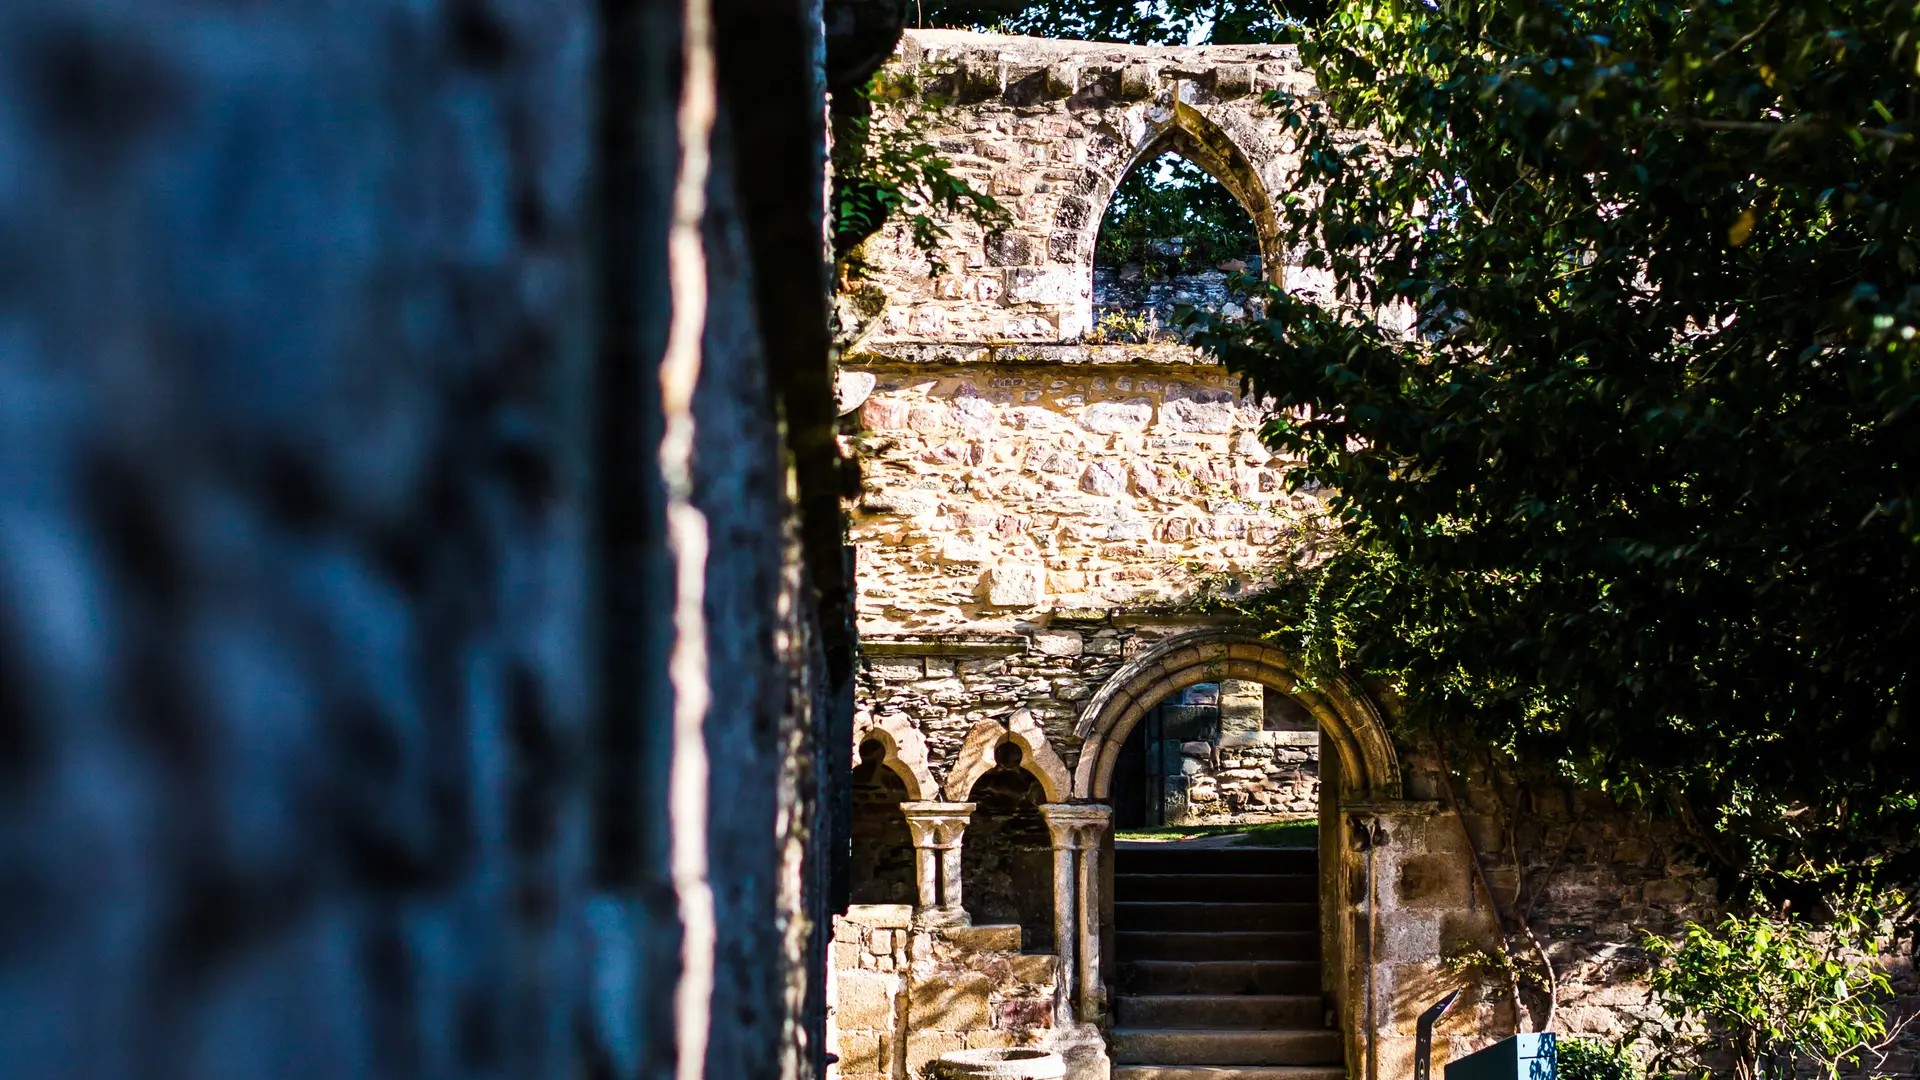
[1111,842,1343,1080]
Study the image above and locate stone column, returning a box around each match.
[900,801,974,926]
[1039,803,1111,1025]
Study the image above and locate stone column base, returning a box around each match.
[912,906,970,930]
[1043,1024,1112,1080]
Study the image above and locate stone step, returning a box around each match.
[1115,873,1318,903]
[1114,994,1325,1029]
[1110,1029,1345,1066]
[1114,1067,1346,1080]
[1117,931,1319,961]
[1113,845,1317,876]
[1119,959,1321,995]
[1115,901,1318,932]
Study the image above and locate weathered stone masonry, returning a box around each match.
[830,30,1727,1080]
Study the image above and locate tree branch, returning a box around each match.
[1709,5,1784,66]
[1640,115,1915,145]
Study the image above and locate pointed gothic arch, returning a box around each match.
[1074,91,1288,293]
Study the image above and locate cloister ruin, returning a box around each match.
[828,30,1714,1080]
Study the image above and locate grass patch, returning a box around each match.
[1232,820,1317,846]
[1112,819,1317,847]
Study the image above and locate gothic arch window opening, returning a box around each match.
[1090,147,1263,343]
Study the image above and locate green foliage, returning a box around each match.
[833,74,1007,274]
[1641,907,1903,1080]
[920,0,1328,46]
[1085,308,1162,345]
[1440,939,1545,1000]
[1559,1037,1640,1080]
[1095,154,1261,279]
[1189,0,1920,890]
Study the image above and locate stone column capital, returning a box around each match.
[901,800,975,849]
[1039,802,1111,849]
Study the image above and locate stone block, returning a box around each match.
[837,1032,887,1074]
[943,537,990,566]
[870,659,926,682]
[1008,954,1057,985]
[1078,461,1127,496]
[1079,399,1152,433]
[965,1029,1018,1049]
[907,1032,967,1077]
[1218,678,1264,735]
[1003,267,1081,305]
[985,230,1033,266]
[845,903,915,929]
[911,972,994,1030]
[986,564,1044,607]
[1160,396,1235,433]
[992,997,1055,1030]
[1396,854,1473,908]
[831,939,862,970]
[945,924,1023,952]
[837,970,902,1030]
[1213,64,1253,97]
[1379,912,1442,963]
[1031,630,1082,656]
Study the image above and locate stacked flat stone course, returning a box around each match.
[851,364,1330,634]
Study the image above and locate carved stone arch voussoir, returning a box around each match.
[944,710,1072,803]
[854,712,937,802]
[1077,93,1287,290]
[1071,628,1400,802]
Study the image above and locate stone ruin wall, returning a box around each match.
[847,354,1327,634]
[831,910,1059,1080]
[829,29,1760,1080]
[841,31,1325,347]
[1174,680,1321,824]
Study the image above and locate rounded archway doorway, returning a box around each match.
[1072,629,1402,1080]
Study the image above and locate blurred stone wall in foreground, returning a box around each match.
[0,1,866,1078]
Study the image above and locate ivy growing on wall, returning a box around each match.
[831,72,1007,276]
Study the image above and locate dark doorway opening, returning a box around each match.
[960,743,1054,950]
[848,739,916,905]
